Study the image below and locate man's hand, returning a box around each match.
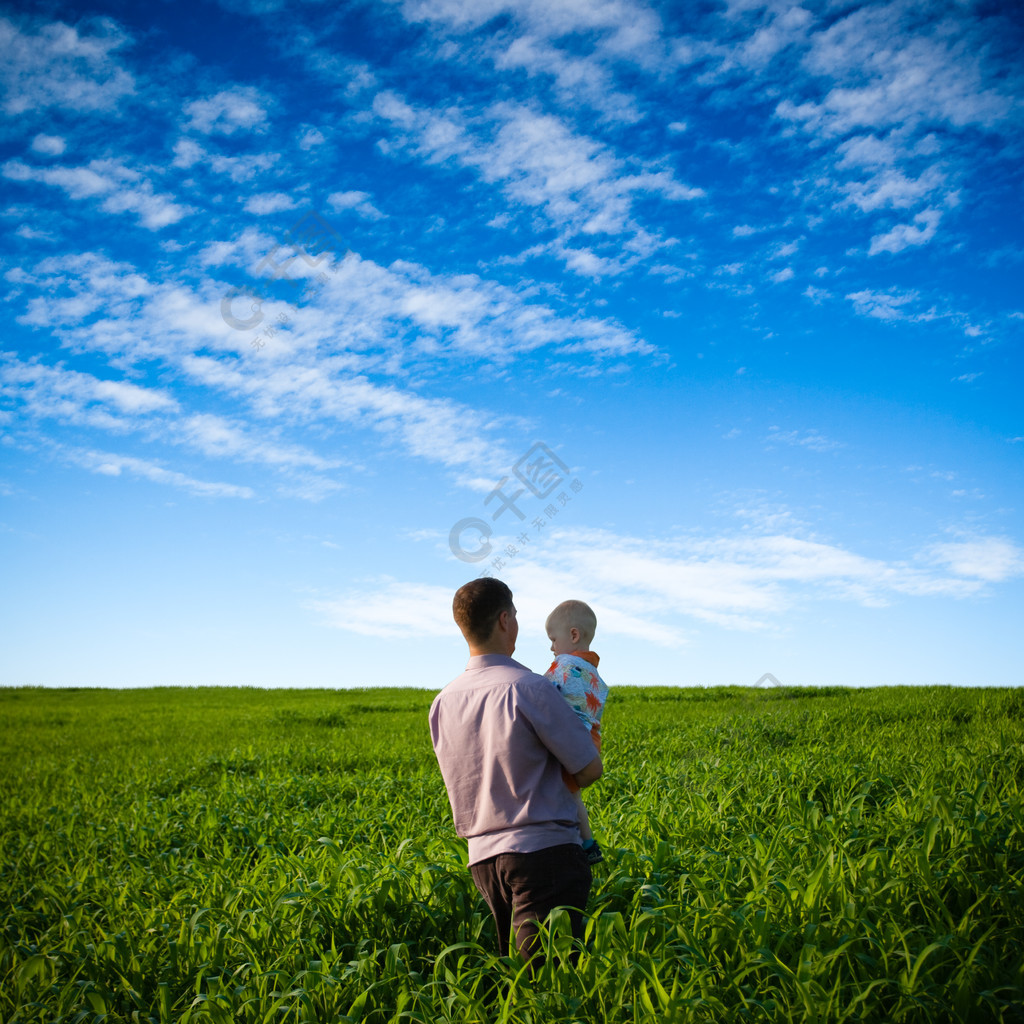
[573,753,603,789]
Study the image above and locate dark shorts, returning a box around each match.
[470,843,592,962]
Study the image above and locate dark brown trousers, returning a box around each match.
[470,843,592,962]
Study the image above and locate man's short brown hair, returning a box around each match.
[453,578,514,645]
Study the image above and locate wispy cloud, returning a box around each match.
[64,447,254,498]
[844,288,938,323]
[0,352,348,490]
[172,137,280,182]
[492,33,644,124]
[0,353,178,431]
[373,92,702,273]
[2,158,191,229]
[766,427,842,453]
[327,190,386,220]
[173,412,343,473]
[308,581,457,639]
[242,192,296,215]
[781,3,1015,138]
[0,15,135,115]
[928,536,1024,583]
[183,86,270,135]
[6,246,655,484]
[869,208,941,255]
[30,133,66,156]
[319,524,1024,643]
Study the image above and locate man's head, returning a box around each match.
[453,578,518,655]
[545,599,597,656]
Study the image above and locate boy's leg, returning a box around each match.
[574,792,604,864]
[574,790,592,842]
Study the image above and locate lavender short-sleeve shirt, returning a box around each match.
[429,654,600,864]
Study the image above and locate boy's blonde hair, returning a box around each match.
[545,599,598,645]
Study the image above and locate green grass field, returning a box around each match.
[1,685,1022,1023]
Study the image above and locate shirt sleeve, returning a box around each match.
[515,675,599,775]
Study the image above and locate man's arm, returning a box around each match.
[573,753,603,789]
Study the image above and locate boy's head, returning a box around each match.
[453,578,517,653]
[545,599,597,656]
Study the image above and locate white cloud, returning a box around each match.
[398,0,666,61]
[184,86,269,135]
[327,524,1023,643]
[845,288,936,323]
[777,4,1014,140]
[735,3,813,69]
[836,133,897,169]
[1,355,345,495]
[0,15,135,115]
[65,447,254,498]
[554,244,626,278]
[327,190,386,220]
[176,350,501,472]
[492,32,644,123]
[30,133,66,156]
[373,92,701,271]
[16,225,54,241]
[929,537,1024,583]
[298,127,325,150]
[754,2,1020,257]
[842,166,945,213]
[300,252,652,362]
[536,525,1020,624]
[243,192,296,215]
[0,355,178,431]
[769,239,801,259]
[175,413,342,472]
[770,266,794,283]
[308,581,457,639]
[766,427,841,452]
[868,208,941,255]
[13,252,154,331]
[2,158,191,229]
[172,138,279,182]
[11,248,653,482]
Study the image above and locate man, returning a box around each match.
[429,578,603,962]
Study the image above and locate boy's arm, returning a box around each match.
[573,753,603,788]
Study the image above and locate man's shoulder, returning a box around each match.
[439,656,549,697]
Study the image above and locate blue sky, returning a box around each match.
[1,0,1022,689]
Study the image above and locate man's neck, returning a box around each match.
[468,644,512,658]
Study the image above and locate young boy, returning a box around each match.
[544,599,609,865]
